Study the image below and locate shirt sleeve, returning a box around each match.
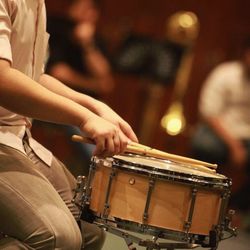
[199,64,229,118]
[0,0,15,64]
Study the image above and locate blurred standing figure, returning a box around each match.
[46,0,114,97]
[44,0,115,167]
[191,39,250,211]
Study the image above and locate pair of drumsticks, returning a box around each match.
[71,135,217,172]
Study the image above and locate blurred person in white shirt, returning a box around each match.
[191,38,250,211]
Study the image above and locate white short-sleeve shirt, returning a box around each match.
[0,0,52,165]
[199,61,250,139]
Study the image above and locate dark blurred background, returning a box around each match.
[37,0,250,157]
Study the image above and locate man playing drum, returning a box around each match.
[0,0,138,249]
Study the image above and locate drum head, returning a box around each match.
[113,154,226,179]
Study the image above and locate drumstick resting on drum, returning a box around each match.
[71,135,217,170]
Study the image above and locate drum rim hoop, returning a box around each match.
[92,156,231,190]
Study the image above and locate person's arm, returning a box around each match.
[48,22,114,95]
[71,21,115,93]
[39,73,138,143]
[49,62,114,95]
[0,59,135,156]
[74,22,112,77]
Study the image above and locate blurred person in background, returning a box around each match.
[40,0,115,172]
[191,39,250,225]
[46,0,114,98]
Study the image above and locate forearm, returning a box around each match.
[47,63,108,94]
[0,62,94,127]
[0,59,137,155]
[40,73,104,115]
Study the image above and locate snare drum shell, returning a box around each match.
[90,162,222,236]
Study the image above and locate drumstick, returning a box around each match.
[71,135,217,170]
[126,141,217,169]
[127,144,217,170]
[126,144,216,173]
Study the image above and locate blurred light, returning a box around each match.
[161,102,186,136]
[166,11,200,46]
[179,13,195,28]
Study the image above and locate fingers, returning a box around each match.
[119,121,138,143]
[93,130,129,157]
[82,114,137,157]
[118,130,129,153]
[93,137,105,156]
[113,132,121,154]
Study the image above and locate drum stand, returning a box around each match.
[98,222,200,250]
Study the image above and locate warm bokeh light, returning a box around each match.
[161,102,186,136]
[166,11,200,46]
[179,13,196,28]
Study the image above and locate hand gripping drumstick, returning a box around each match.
[71,135,217,170]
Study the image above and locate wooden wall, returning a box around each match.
[45,0,250,156]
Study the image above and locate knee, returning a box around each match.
[24,220,82,250]
[89,227,106,250]
[54,223,82,250]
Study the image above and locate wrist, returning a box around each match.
[94,100,107,115]
[78,110,96,130]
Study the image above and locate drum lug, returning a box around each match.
[72,175,87,220]
[72,160,97,220]
[217,190,231,228]
[198,187,236,249]
[143,175,156,224]
[103,167,117,218]
[214,209,237,244]
[83,159,97,206]
[207,189,231,244]
[223,209,237,237]
[184,187,197,237]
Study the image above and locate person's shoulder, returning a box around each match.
[215,60,237,69]
[212,61,241,75]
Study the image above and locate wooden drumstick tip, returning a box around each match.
[71,135,94,144]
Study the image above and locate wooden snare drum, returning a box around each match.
[84,154,231,243]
